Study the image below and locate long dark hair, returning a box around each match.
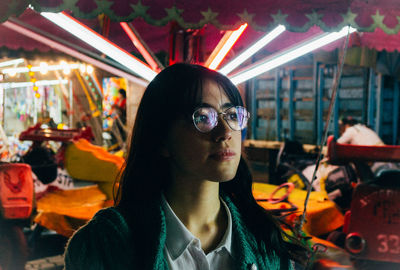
[115,63,307,268]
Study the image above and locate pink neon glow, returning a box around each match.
[120,22,160,71]
[207,23,248,70]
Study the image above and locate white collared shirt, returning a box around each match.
[161,195,236,270]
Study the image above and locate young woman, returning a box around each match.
[64,64,307,270]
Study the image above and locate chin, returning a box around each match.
[207,171,237,182]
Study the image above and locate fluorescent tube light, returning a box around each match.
[41,12,157,81]
[2,64,80,74]
[0,79,69,89]
[219,25,286,75]
[229,26,356,85]
[0,59,25,68]
[2,20,148,87]
[120,22,161,72]
[207,23,248,70]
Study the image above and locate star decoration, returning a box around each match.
[341,8,358,26]
[94,0,113,12]
[305,10,323,24]
[238,9,255,24]
[201,8,218,22]
[371,10,385,25]
[271,10,288,25]
[131,0,149,16]
[165,5,183,19]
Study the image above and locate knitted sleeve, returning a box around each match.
[64,207,131,270]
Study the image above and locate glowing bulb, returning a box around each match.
[35,93,41,98]
[79,64,86,73]
[33,86,38,91]
[86,65,94,74]
[29,71,35,76]
[39,62,48,74]
[9,71,17,77]
[63,68,71,75]
[60,61,71,75]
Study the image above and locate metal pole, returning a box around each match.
[376,74,383,136]
[69,81,73,127]
[288,70,295,140]
[312,61,319,143]
[333,66,340,138]
[317,66,324,144]
[275,69,282,141]
[250,79,257,139]
[367,68,376,129]
[393,80,399,145]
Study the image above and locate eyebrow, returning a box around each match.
[196,102,234,110]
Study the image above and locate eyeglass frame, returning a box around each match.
[191,105,250,133]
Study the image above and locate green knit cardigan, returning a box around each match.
[64,195,291,270]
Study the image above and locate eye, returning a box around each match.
[195,113,210,124]
[225,107,239,121]
[227,111,238,121]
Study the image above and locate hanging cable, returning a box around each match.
[296,25,352,244]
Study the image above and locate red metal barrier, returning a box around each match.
[327,135,400,163]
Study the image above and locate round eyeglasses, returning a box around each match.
[192,106,250,133]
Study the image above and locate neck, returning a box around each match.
[164,178,221,229]
[164,177,228,252]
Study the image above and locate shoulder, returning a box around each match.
[222,194,300,270]
[64,207,131,270]
[74,207,129,237]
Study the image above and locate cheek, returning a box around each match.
[232,132,242,150]
[166,126,209,161]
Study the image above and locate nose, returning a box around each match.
[212,115,232,142]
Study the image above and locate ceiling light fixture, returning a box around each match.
[41,12,157,81]
[229,26,357,85]
[206,23,248,70]
[219,25,286,75]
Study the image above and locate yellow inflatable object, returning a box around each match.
[65,139,124,198]
[34,185,110,237]
[252,183,344,236]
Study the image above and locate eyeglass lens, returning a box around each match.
[192,106,249,133]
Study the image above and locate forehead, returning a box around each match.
[201,79,230,105]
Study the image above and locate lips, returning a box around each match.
[209,149,236,161]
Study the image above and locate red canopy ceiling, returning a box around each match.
[2,0,400,34]
[1,8,400,56]
[0,0,399,68]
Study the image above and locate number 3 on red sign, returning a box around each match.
[377,234,400,254]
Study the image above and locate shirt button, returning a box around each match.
[251,264,257,270]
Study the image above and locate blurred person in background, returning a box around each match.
[337,116,384,146]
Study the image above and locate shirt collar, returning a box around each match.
[161,194,233,260]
